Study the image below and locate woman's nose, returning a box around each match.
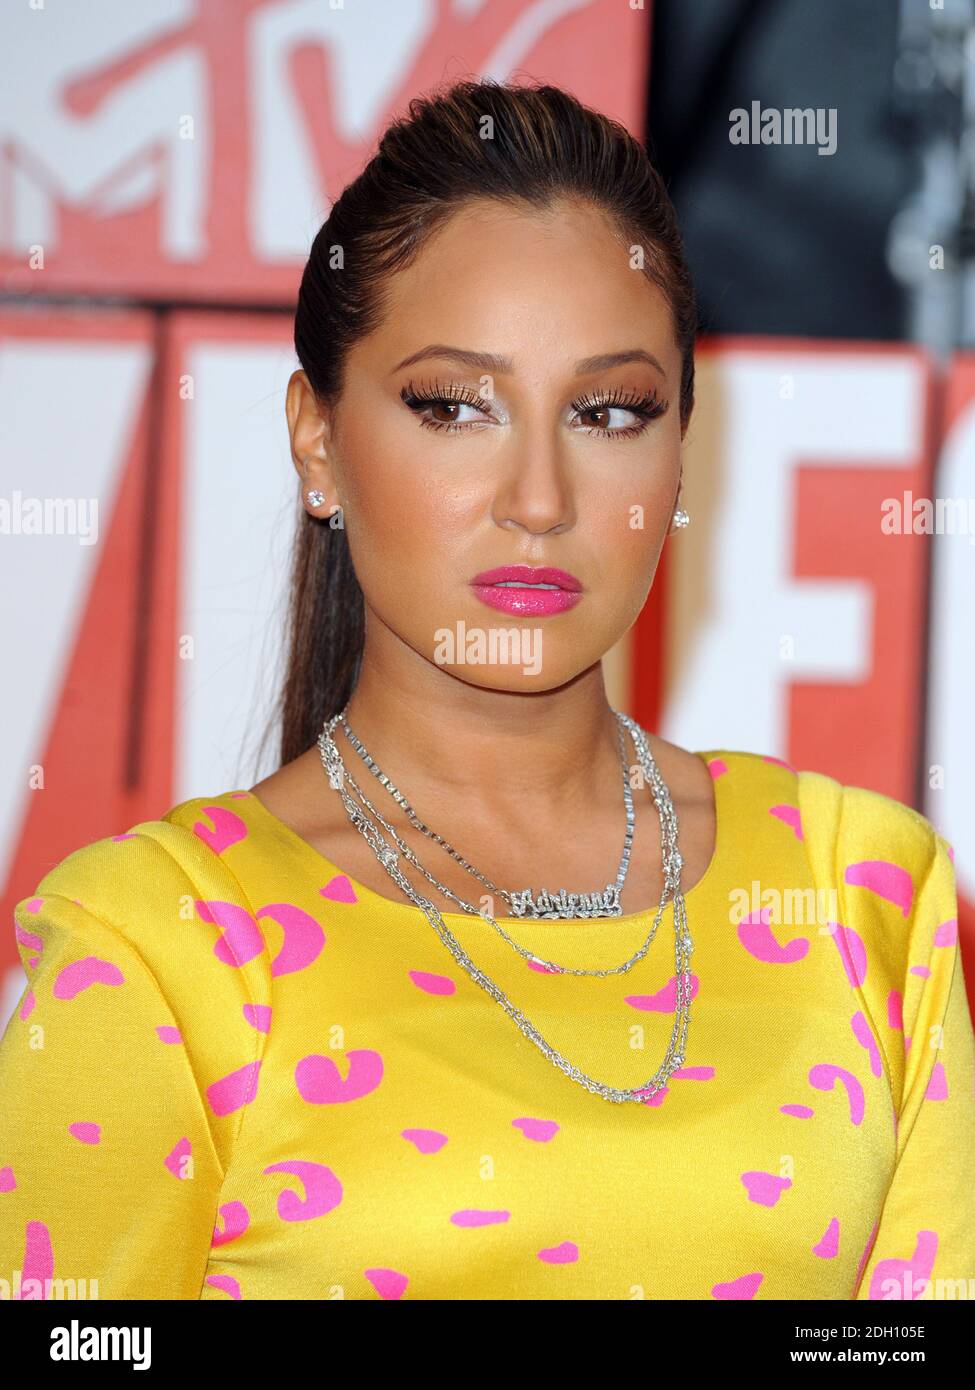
[490,423,576,535]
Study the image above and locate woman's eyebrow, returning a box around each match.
[575,349,666,377]
[390,344,666,377]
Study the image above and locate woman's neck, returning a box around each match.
[341,645,623,823]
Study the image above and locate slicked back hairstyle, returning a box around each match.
[275,78,696,767]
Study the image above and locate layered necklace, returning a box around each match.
[316,707,693,1104]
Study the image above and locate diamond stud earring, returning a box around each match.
[672,507,690,529]
[307,489,326,508]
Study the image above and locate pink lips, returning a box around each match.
[469,565,583,616]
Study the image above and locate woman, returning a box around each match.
[2,79,973,1303]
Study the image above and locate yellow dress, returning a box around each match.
[2,749,973,1301]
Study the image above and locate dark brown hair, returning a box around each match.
[273,77,697,768]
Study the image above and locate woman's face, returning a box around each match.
[292,197,685,691]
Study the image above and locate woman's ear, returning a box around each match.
[667,472,689,535]
[286,370,342,521]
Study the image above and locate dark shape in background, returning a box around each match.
[646,0,916,340]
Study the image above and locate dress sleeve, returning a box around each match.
[0,827,268,1300]
[854,830,975,1300]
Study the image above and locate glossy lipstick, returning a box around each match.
[469,564,583,616]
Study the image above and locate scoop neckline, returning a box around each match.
[228,749,732,930]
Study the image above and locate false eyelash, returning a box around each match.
[399,378,669,436]
[400,378,494,433]
[572,386,666,415]
[571,387,669,437]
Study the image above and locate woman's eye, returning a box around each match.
[401,382,666,437]
[400,385,492,432]
[576,405,641,432]
[424,400,485,428]
[571,391,667,437]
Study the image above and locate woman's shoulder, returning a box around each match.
[710,749,957,1057]
[766,754,954,979]
[16,787,257,918]
[701,746,952,918]
[787,756,950,889]
[9,794,269,1180]
[12,789,272,1030]
[703,746,947,855]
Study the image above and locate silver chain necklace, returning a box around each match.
[341,714,637,919]
[316,708,693,1104]
[327,712,674,979]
